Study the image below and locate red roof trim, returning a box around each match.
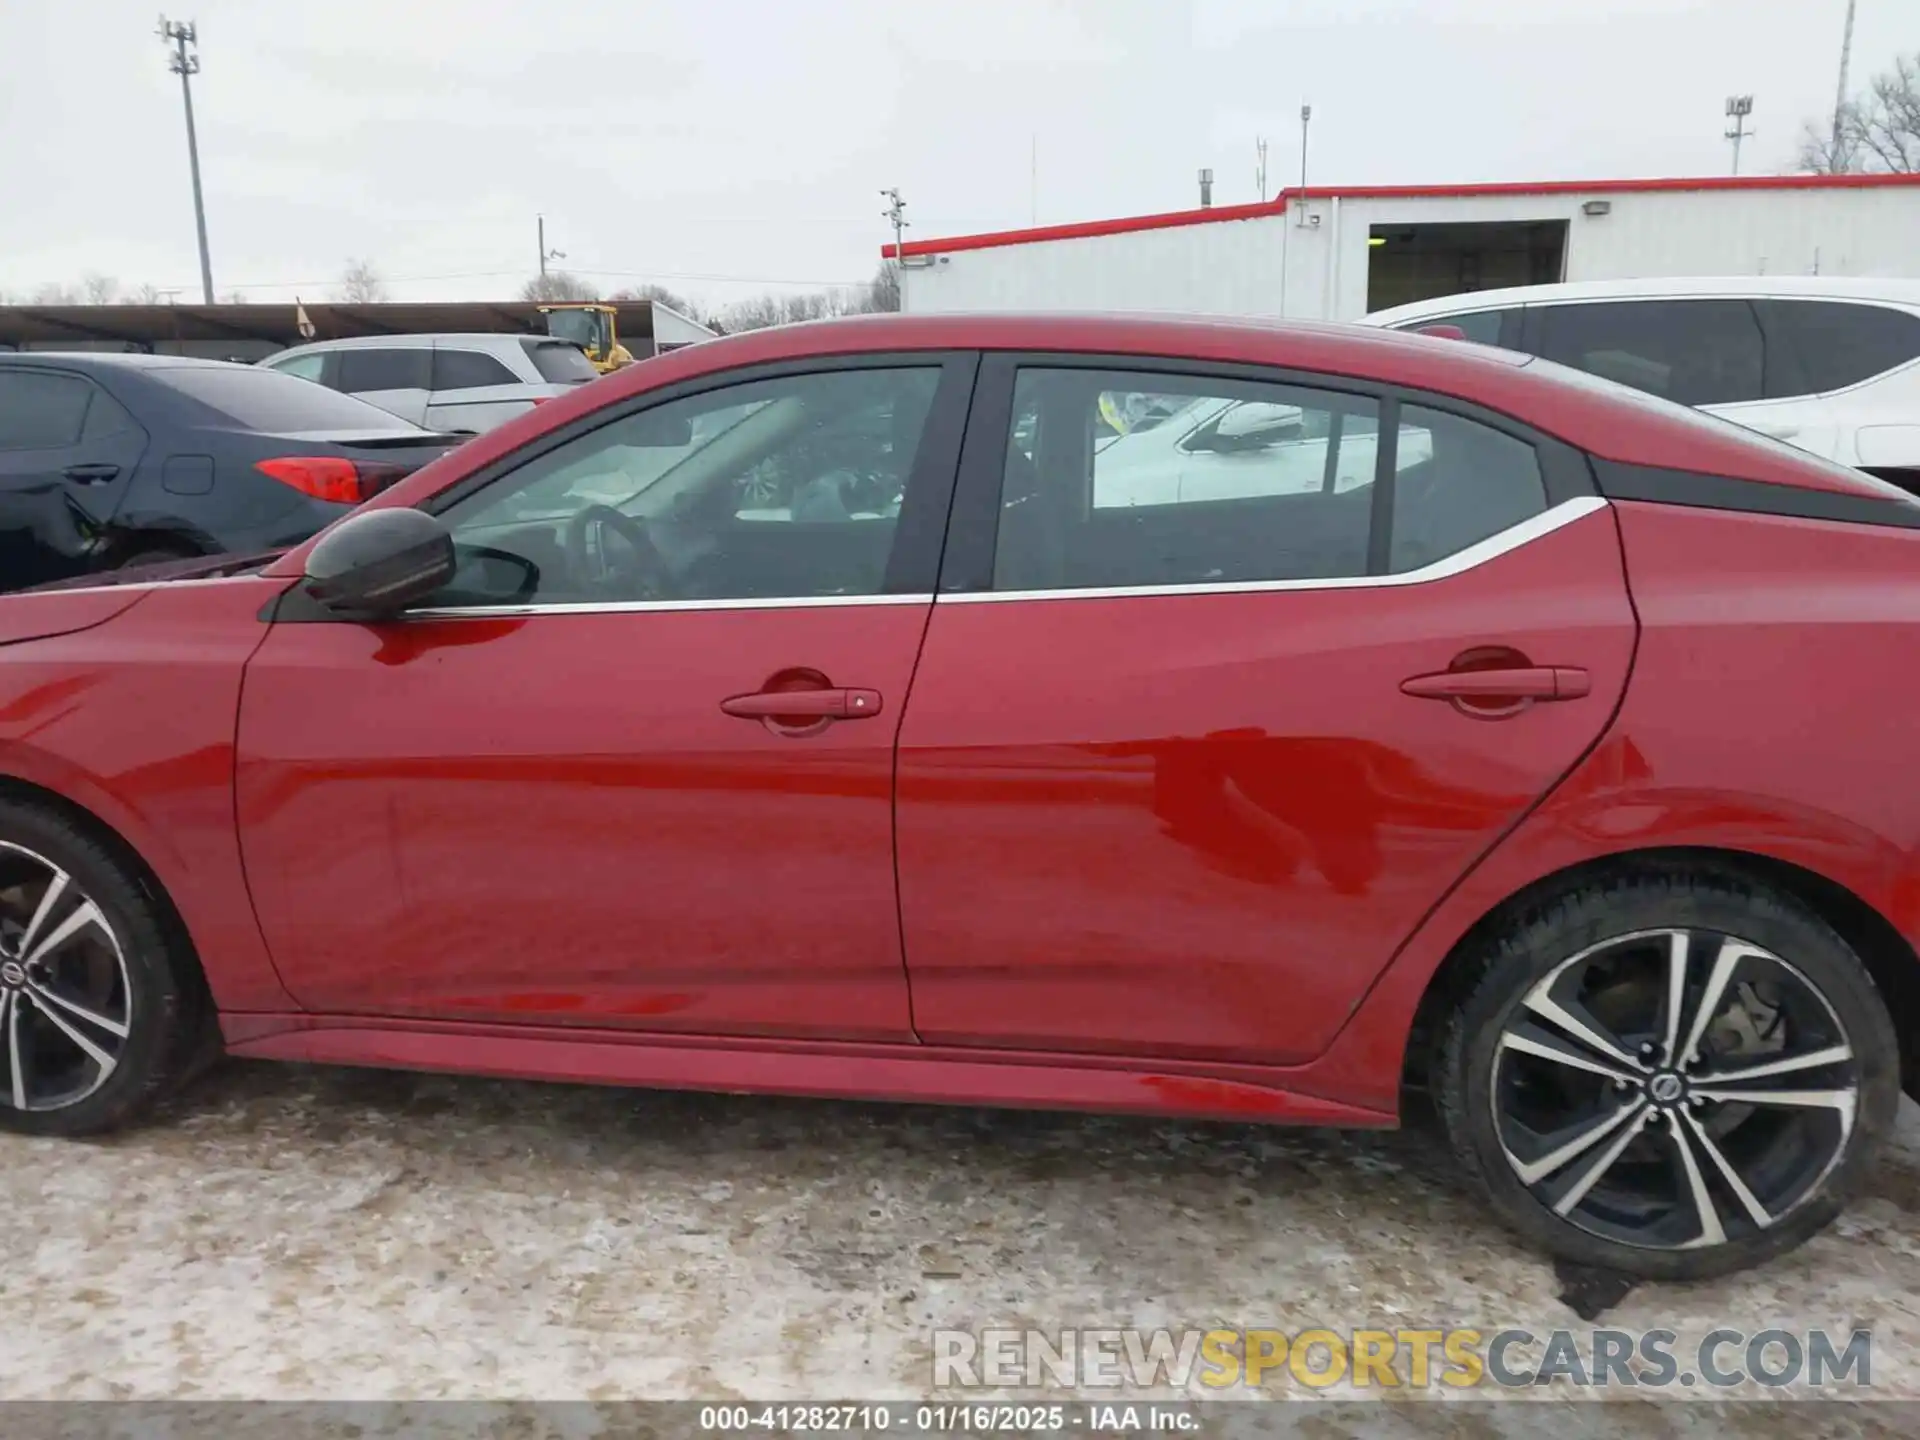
[889,172,1920,258]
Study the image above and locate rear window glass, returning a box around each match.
[522,340,600,384]
[0,371,92,449]
[1759,299,1920,397]
[150,366,422,433]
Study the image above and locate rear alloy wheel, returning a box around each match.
[0,806,197,1136]
[1439,872,1901,1280]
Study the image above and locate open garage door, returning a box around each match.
[1367,220,1568,312]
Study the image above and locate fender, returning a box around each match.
[0,576,296,1012]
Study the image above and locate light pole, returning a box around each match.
[538,215,565,280]
[158,16,214,304]
[1299,104,1313,192]
[1724,95,1755,176]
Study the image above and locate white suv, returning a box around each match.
[1364,277,1920,491]
[262,333,600,436]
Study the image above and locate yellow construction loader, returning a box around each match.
[539,302,635,373]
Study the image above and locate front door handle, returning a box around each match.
[63,463,120,484]
[720,688,884,722]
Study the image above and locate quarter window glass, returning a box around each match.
[271,352,328,383]
[1759,299,1920,398]
[1389,406,1547,574]
[0,373,93,449]
[432,349,521,392]
[1533,299,1764,406]
[994,369,1380,592]
[79,385,137,440]
[336,348,432,393]
[433,366,942,607]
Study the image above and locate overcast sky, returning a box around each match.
[0,0,1904,308]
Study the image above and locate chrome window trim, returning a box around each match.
[944,495,1608,605]
[403,591,936,620]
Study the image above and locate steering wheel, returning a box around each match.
[562,503,673,599]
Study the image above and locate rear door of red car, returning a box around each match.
[894,354,1637,1064]
[237,353,976,1040]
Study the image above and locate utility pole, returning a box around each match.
[1830,0,1859,167]
[880,188,909,267]
[158,17,213,304]
[1256,137,1269,203]
[1724,94,1755,175]
[538,215,565,280]
[1299,104,1313,192]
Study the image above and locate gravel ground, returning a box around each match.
[2,1059,1917,1431]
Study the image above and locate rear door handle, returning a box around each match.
[719,688,884,721]
[63,463,120,484]
[1401,666,1590,701]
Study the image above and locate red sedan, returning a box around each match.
[2,314,1914,1281]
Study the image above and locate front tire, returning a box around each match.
[0,802,199,1136]
[1437,868,1900,1281]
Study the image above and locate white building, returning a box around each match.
[895,174,1920,322]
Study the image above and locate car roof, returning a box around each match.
[272,333,544,353]
[1366,275,1920,324]
[0,351,241,371]
[482,311,1880,500]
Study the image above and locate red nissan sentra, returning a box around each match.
[2,312,1916,1281]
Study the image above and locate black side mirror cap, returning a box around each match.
[303,508,456,619]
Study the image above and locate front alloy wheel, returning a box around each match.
[1440,872,1900,1280]
[0,804,198,1136]
[0,842,135,1113]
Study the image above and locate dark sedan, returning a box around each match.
[0,353,456,592]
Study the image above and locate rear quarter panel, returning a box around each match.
[0,577,293,1011]
[1307,500,1920,1111]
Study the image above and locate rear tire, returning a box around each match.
[1436,868,1900,1280]
[0,802,199,1136]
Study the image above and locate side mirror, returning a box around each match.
[302,508,455,618]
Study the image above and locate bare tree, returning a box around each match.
[131,283,166,305]
[1797,52,1920,173]
[338,259,388,305]
[80,274,120,305]
[521,270,598,303]
[29,282,81,305]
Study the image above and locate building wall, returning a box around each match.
[902,186,1920,322]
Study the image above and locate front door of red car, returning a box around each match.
[237,354,976,1040]
[895,358,1636,1064]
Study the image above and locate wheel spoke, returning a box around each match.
[1500,1027,1641,1083]
[25,980,128,1040]
[1553,1104,1653,1215]
[1661,930,1688,1064]
[1,991,22,1110]
[24,993,116,1077]
[23,899,107,968]
[1510,1098,1646,1186]
[1667,1112,1727,1247]
[1681,1110,1774,1231]
[1677,938,1762,1069]
[1692,1085,1855,1137]
[1521,983,1650,1073]
[18,868,69,958]
[1697,1043,1852,1086]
